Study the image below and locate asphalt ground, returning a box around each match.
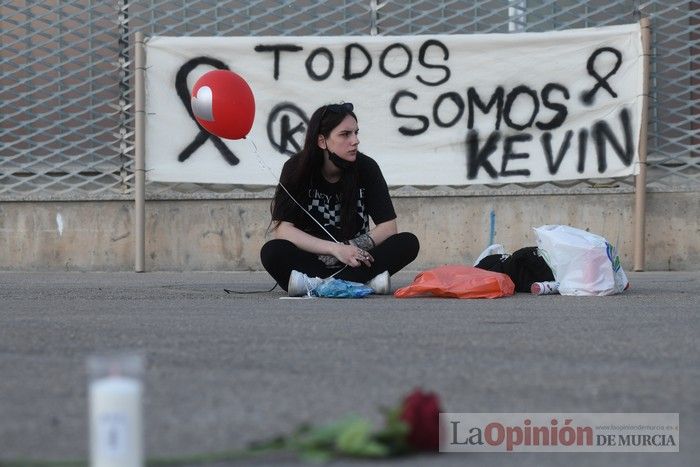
[0,270,698,467]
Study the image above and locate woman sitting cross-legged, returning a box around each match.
[260,102,420,296]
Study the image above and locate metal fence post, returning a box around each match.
[508,0,527,32]
[134,31,146,272]
[633,17,651,271]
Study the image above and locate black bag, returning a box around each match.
[475,246,554,293]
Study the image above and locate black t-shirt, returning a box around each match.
[275,152,396,242]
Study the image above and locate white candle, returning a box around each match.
[89,375,143,467]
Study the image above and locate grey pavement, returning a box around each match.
[0,271,698,467]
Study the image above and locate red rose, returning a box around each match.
[399,389,442,451]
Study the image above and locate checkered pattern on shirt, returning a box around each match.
[357,198,369,233]
[308,197,369,234]
[309,198,342,227]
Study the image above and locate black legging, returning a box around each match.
[260,232,420,291]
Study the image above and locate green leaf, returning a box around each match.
[335,418,374,455]
[298,448,333,463]
[354,441,390,457]
[291,417,358,450]
[376,417,409,439]
[373,417,411,456]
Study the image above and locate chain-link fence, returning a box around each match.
[2,0,698,200]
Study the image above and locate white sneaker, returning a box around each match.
[366,271,391,295]
[287,270,324,297]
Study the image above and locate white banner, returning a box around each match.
[145,24,643,186]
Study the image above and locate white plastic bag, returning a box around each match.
[534,225,629,296]
[473,244,507,266]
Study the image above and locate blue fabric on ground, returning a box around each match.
[313,278,374,298]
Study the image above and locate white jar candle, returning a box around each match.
[90,375,143,467]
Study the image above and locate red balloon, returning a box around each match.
[190,69,255,140]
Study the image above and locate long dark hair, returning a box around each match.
[270,103,359,240]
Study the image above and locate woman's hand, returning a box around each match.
[333,243,374,268]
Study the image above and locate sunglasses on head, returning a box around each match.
[320,102,354,121]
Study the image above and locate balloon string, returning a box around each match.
[245,138,340,244]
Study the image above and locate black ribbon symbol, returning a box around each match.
[175,56,240,165]
[580,47,623,106]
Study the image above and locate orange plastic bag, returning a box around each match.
[394,265,515,299]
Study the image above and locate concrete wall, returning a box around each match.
[1,192,698,271]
